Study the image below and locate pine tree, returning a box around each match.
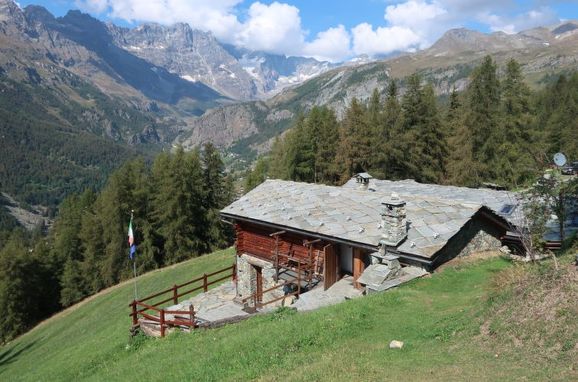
[445,87,473,185]
[201,143,232,249]
[465,55,501,182]
[268,136,289,180]
[244,157,269,191]
[418,84,448,183]
[389,74,424,180]
[372,79,400,179]
[313,107,340,184]
[335,97,371,180]
[152,148,206,264]
[0,231,58,342]
[496,59,536,186]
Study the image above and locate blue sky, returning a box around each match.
[15,1,578,61]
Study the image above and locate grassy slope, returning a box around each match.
[0,248,235,381]
[1,251,576,381]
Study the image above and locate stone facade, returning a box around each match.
[432,214,503,269]
[236,254,284,306]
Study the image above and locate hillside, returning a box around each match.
[0,0,335,209]
[182,21,578,158]
[1,248,576,381]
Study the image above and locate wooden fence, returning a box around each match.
[129,264,236,337]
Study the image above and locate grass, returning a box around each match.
[0,248,235,381]
[1,249,577,381]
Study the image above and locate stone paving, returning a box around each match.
[161,270,426,330]
[165,281,249,326]
[292,276,364,312]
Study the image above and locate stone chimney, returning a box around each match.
[355,172,373,191]
[380,193,407,246]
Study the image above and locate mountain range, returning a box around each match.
[182,20,578,157]
[1,0,578,208]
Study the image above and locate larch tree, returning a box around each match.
[335,97,372,180]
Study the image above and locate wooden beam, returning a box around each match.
[269,230,286,237]
[303,239,322,246]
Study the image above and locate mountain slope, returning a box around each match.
[181,21,578,157]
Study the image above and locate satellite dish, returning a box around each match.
[554,152,567,167]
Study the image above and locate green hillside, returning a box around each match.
[1,249,576,381]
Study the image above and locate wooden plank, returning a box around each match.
[353,248,365,289]
[324,244,338,290]
[255,266,263,304]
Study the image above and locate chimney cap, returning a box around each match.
[381,193,406,207]
[354,172,373,183]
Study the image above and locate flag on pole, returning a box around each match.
[128,214,137,259]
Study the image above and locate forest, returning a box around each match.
[245,57,578,191]
[0,144,233,342]
[1,56,577,343]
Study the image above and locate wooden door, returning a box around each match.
[323,245,338,290]
[353,248,365,289]
[255,266,263,303]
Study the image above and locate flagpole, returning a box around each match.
[133,259,138,299]
[130,209,138,300]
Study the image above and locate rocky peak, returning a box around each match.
[24,5,56,26]
[0,0,27,30]
[552,21,578,36]
[428,28,487,53]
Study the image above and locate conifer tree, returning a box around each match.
[418,84,447,183]
[0,231,56,342]
[389,74,424,180]
[335,97,372,180]
[445,87,473,185]
[465,55,501,182]
[268,136,289,180]
[244,157,269,191]
[372,80,400,179]
[496,59,536,186]
[313,106,340,184]
[201,143,233,249]
[152,148,206,264]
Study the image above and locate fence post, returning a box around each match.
[131,300,138,326]
[189,305,195,330]
[203,273,208,292]
[160,309,166,338]
[297,261,301,296]
[173,284,178,304]
[232,263,237,281]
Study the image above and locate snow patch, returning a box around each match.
[181,75,197,83]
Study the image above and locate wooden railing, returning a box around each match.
[241,279,300,310]
[129,264,236,337]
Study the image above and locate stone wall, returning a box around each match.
[236,254,283,306]
[432,213,504,269]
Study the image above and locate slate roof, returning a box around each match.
[221,179,488,260]
[343,177,523,226]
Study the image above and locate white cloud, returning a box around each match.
[350,0,449,57]
[76,0,243,42]
[74,0,567,62]
[384,0,447,30]
[351,23,420,56]
[303,25,351,62]
[233,2,304,55]
[480,6,560,34]
[75,0,109,14]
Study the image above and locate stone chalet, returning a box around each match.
[220,175,521,307]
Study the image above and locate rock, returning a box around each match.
[282,295,296,307]
[499,245,511,254]
[389,340,404,349]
